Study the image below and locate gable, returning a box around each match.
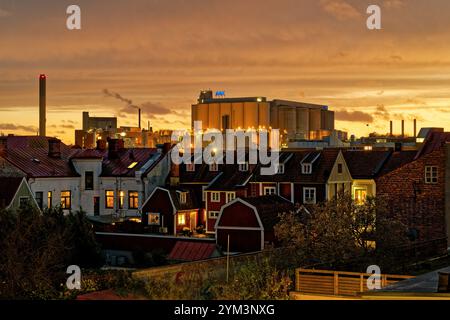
[328,151,352,183]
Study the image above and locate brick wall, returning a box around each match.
[376,149,447,250]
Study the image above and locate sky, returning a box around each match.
[1,0,450,144]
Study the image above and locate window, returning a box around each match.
[337,163,343,174]
[264,187,276,195]
[105,190,114,209]
[179,192,187,204]
[354,188,367,204]
[226,192,235,203]
[301,163,312,174]
[210,163,218,172]
[128,191,139,209]
[425,166,438,184]
[186,163,195,172]
[19,197,29,208]
[209,211,220,219]
[61,191,71,209]
[303,188,316,204]
[211,192,220,202]
[128,162,138,169]
[239,162,249,172]
[277,164,285,174]
[119,191,125,209]
[35,192,43,209]
[178,213,186,225]
[148,213,161,225]
[47,191,52,208]
[85,171,94,190]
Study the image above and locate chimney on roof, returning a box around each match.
[48,138,61,158]
[96,139,107,151]
[401,120,405,138]
[138,108,141,129]
[413,119,417,138]
[390,121,393,137]
[162,142,172,154]
[107,138,124,159]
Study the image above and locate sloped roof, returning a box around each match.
[252,149,340,183]
[179,162,221,184]
[378,151,417,177]
[167,241,218,261]
[415,131,450,159]
[0,177,24,208]
[168,187,199,211]
[3,141,80,178]
[206,163,254,191]
[343,150,391,179]
[242,195,294,230]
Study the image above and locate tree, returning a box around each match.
[0,204,102,299]
[274,194,409,270]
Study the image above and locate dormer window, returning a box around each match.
[210,163,218,172]
[239,162,249,172]
[277,164,285,174]
[301,163,312,174]
[186,163,195,172]
[179,192,187,204]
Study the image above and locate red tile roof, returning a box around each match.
[343,150,391,179]
[167,241,218,261]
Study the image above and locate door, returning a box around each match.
[94,197,100,216]
[190,211,197,232]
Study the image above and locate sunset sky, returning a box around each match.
[1,0,450,144]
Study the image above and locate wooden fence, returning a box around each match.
[295,268,413,297]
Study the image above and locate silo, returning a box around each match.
[232,102,244,129]
[278,106,297,139]
[219,103,232,130]
[296,107,309,139]
[244,102,258,129]
[309,108,321,131]
[208,103,221,130]
[192,103,209,130]
[258,102,270,129]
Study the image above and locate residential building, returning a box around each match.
[0,177,39,211]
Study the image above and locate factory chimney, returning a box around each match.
[138,108,141,129]
[401,120,405,138]
[413,119,417,137]
[39,74,46,137]
[390,121,393,137]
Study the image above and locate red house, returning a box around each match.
[140,187,201,236]
[215,195,294,253]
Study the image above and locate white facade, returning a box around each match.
[27,151,171,217]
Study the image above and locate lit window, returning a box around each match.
[119,191,125,209]
[178,213,186,225]
[301,163,312,174]
[148,213,161,225]
[128,191,139,209]
[47,191,52,208]
[354,188,367,204]
[186,163,195,172]
[61,191,71,209]
[226,192,235,203]
[209,211,220,219]
[264,187,276,195]
[105,190,114,209]
[211,192,220,202]
[425,166,438,184]
[210,163,218,172]
[128,162,139,169]
[239,162,249,172]
[364,146,373,151]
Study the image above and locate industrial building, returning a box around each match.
[191,90,335,140]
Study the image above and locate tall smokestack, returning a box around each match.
[401,120,405,138]
[138,108,141,129]
[390,121,393,137]
[39,74,46,137]
[413,119,417,137]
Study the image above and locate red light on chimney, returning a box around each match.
[39,74,46,79]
